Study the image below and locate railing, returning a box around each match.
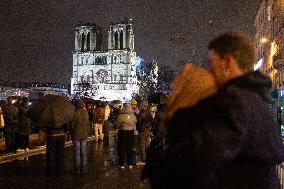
[0,80,69,89]
[277,163,284,188]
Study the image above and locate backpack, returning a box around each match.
[93,107,105,124]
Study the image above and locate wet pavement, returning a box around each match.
[0,135,150,189]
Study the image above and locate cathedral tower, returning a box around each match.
[108,19,134,51]
[75,24,102,52]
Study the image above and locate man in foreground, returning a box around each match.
[146,32,284,189]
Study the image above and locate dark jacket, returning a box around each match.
[151,104,167,139]
[3,103,19,131]
[109,107,121,124]
[146,71,284,189]
[16,102,31,135]
[137,109,153,133]
[87,107,94,122]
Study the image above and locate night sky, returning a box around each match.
[0,0,260,84]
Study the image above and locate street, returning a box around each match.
[0,135,150,189]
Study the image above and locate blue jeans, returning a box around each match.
[74,140,87,169]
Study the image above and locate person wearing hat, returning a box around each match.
[137,100,153,165]
[131,99,140,118]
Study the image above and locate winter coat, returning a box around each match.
[114,105,137,131]
[137,109,153,133]
[71,107,89,140]
[16,103,31,135]
[88,108,94,122]
[3,104,19,131]
[109,107,121,124]
[93,106,105,124]
[151,104,167,139]
[146,71,284,189]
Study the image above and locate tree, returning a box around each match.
[136,59,158,99]
[157,65,175,95]
[72,81,102,100]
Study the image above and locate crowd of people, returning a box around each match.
[0,95,166,177]
[0,96,31,154]
[68,98,166,174]
[0,31,284,188]
[83,98,166,169]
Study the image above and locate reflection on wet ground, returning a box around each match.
[0,135,150,189]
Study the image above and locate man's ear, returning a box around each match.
[224,54,237,70]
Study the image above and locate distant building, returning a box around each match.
[254,0,284,88]
[0,81,68,101]
[28,86,68,101]
[71,19,139,102]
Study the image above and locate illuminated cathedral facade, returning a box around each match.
[71,19,139,102]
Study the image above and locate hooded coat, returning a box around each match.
[151,104,167,139]
[146,71,284,189]
[137,108,153,133]
[93,106,105,124]
[16,102,31,136]
[115,105,137,131]
[71,100,89,140]
[3,103,19,131]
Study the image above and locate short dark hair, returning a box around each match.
[21,97,28,103]
[208,31,255,71]
[7,96,13,102]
